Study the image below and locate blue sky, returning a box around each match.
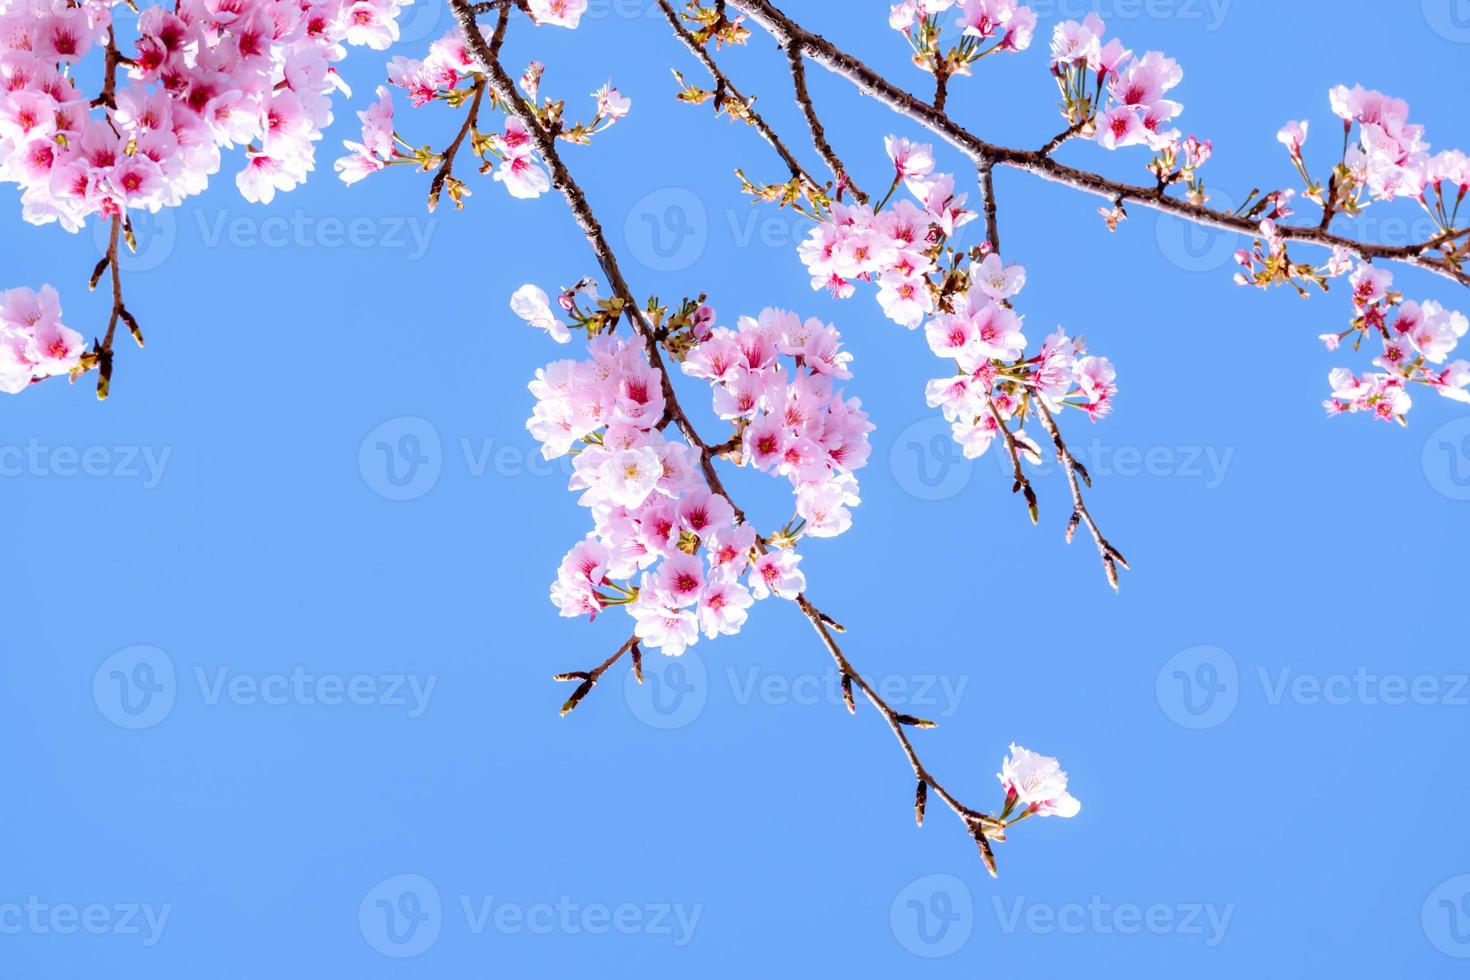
[5,0,1470,975]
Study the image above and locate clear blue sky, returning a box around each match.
[5,0,1470,975]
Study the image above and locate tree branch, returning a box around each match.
[449,0,1007,866]
[784,38,866,203]
[654,0,820,191]
[727,0,1469,286]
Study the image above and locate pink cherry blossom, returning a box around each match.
[998,744,1081,818]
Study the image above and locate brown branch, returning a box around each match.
[1039,120,1086,157]
[784,39,866,203]
[653,0,819,191]
[428,77,486,212]
[987,397,1037,525]
[978,156,1000,256]
[795,594,1005,872]
[1034,399,1129,591]
[450,0,1007,868]
[555,635,640,715]
[727,0,1469,286]
[933,65,950,113]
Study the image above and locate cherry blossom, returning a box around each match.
[0,284,82,394]
[998,744,1081,819]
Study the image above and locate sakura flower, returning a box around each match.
[972,253,1026,302]
[594,82,631,122]
[750,550,806,600]
[527,0,588,29]
[1277,119,1308,157]
[998,744,1081,818]
[494,151,551,200]
[1097,106,1147,150]
[359,85,395,159]
[697,580,754,639]
[0,284,80,393]
[511,284,571,343]
[1349,263,1393,309]
[885,135,936,195]
[630,593,699,656]
[876,272,933,329]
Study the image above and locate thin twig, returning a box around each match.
[428,77,486,212]
[654,0,819,190]
[784,38,866,203]
[1034,399,1129,591]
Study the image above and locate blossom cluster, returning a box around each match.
[0,284,82,393]
[0,0,411,230]
[798,136,972,325]
[795,137,1117,465]
[889,0,1037,67]
[1322,262,1470,422]
[521,287,869,656]
[682,308,874,538]
[925,252,1116,459]
[336,19,629,203]
[1049,14,1185,154]
[1279,86,1467,227]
